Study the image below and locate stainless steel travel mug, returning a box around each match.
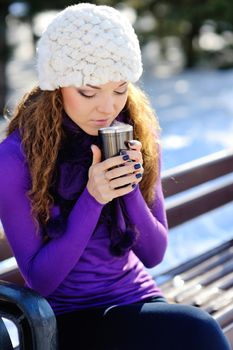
[98,122,133,160]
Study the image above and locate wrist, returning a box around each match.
[85,186,106,206]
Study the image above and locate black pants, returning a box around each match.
[56,297,231,350]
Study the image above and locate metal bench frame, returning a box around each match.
[0,281,57,349]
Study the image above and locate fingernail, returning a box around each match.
[132,183,137,188]
[135,173,142,179]
[134,163,141,170]
[122,155,129,161]
[120,150,127,155]
[129,140,135,146]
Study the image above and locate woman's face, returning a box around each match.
[61,81,128,136]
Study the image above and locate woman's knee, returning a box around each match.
[103,302,231,350]
[103,302,216,331]
[164,304,231,349]
[177,304,219,332]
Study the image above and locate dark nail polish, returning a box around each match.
[120,150,127,155]
[135,173,142,179]
[129,140,135,146]
[134,163,141,170]
[132,183,137,188]
[123,155,129,161]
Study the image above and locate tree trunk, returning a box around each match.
[0,2,9,117]
[183,21,199,69]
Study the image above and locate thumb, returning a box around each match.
[91,144,102,166]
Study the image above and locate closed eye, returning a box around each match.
[78,91,96,98]
[114,89,128,95]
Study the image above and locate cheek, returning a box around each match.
[62,93,85,117]
[63,95,78,112]
[118,94,128,111]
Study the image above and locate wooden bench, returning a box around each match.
[0,235,23,286]
[158,147,233,345]
[0,148,233,349]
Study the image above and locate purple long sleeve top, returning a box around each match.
[0,129,168,315]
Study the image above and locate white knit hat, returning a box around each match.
[37,3,143,90]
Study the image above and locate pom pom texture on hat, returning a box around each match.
[37,3,143,90]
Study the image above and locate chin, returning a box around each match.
[84,128,99,136]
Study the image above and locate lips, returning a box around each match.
[91,119,110,125]
[92,118,109,122]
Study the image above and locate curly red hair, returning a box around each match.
[7,83,160,233]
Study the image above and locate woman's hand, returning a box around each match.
[127,139,143,165]
[87,142,143,204]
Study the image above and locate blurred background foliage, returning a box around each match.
[0,0,233,113]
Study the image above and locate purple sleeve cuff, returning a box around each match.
[81,187,105,208]
[122,180,168,268]
[123,183,140,200]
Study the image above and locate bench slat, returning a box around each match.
[162,148,233,197]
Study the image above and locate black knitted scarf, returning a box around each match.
[46,112,137,256]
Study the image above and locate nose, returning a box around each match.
[97,95,115,115]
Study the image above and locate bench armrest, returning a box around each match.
[0,280,57,349]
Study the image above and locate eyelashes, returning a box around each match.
[78,91,95,98]
[77,89,128,99]
[115,89,128,95]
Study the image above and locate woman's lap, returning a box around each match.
[56,299,231,350]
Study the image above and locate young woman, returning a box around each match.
[0,3,230,350]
